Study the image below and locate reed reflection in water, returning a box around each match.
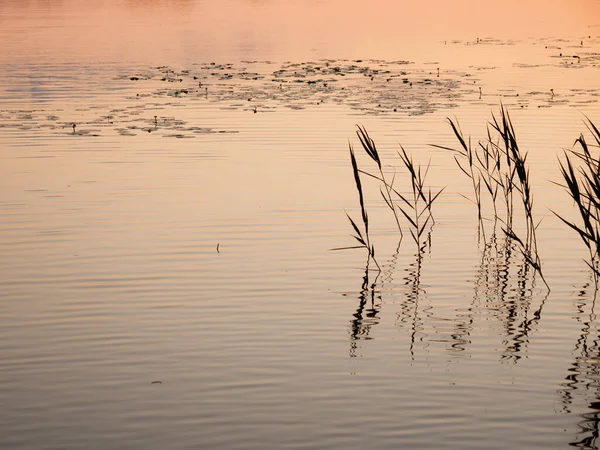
[453,233,547,361]
[349,266,381,358]
[348,232,548,362]
[2,1,600,447]
[559,281,600,449]
[395,241,433,360]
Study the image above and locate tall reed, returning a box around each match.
[396,146,443,246]
[334,142,380,270]
[356,125,403,237]
[437,106,548,290]
[554,118,600,276]
[354,126,443,248]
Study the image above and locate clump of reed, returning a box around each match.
[337,126,443,268]
[436,106,548,290]
[395,145,443,247]
[554,118,600,276]
[353,126,443,248]
[356,125,404,237]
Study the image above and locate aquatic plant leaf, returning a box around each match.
[418,216,430,238]
[454,156,473,179]
[446,118,469,153]
[330,245,367,251]
[345,211,366,244]
[399,208,418,229]
[553,212,595,249]
[349,144,369,235]
[583,116,600,146]
[380,187,394,209]
[351,234,367,246]
[356,125,381,170]
[426,188,444,207]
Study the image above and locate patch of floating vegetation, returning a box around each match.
[453,35,600,69]
[128,59,481,117]
[0,58,481,138]
[0,99,239,139]
[1,45,599,140]
[119,51,599,116]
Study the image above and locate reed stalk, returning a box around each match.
[395,146,443,246]
[354,126,443,247]
[356,125,404,238]
[554,117,600,276]
[333,142,380,270]
[337,126,443,265]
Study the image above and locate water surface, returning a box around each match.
[2,1,600,449]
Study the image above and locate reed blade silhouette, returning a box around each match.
[438,106,548,290]
[554,117,600,277]
[337,143,380,270]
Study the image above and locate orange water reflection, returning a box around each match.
[0,0,598,64]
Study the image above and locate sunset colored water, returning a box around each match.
[2,1,600,448]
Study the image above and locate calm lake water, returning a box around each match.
[2,1,600,448]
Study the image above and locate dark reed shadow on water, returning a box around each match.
[349,264,381,358]
[554,117,600,283]
[394,241,433,360]
[447,232,548,362]
[379,244,402,290]
[571,414,600,450]
[557,278,600,449]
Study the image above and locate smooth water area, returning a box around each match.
[2,1,600,448]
